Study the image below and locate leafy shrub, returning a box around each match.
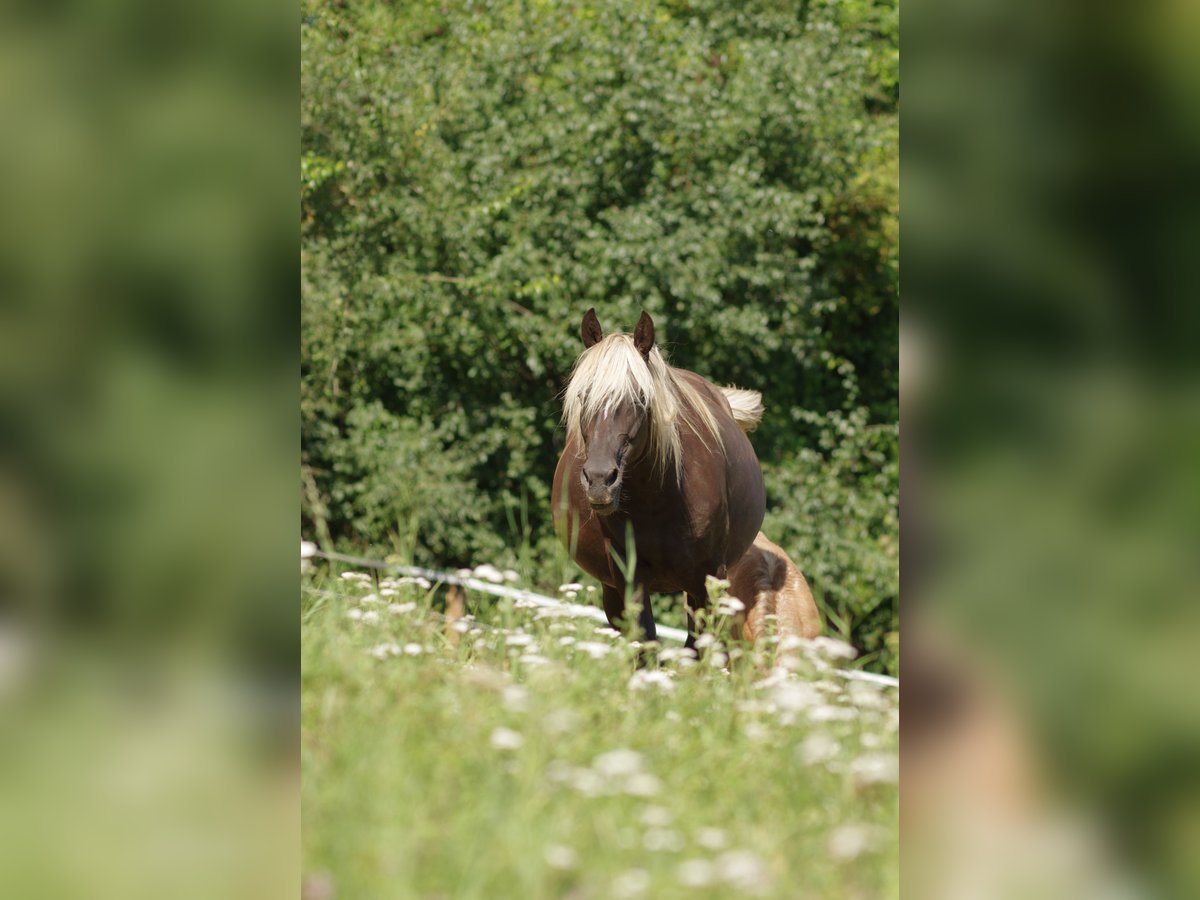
[301,0,898,669]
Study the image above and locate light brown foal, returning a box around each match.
[727,532,821,641]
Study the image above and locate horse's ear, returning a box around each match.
[581,308,603,348]
[633,311,655,357]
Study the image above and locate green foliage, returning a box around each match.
[762,408,899,674]
[302,0,898,670]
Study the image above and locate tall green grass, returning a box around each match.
[302,565,898,898]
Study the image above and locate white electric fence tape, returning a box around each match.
[306,547,898,689]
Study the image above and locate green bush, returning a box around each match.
[301,0,898,671]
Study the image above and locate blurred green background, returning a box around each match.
[905,0,1200,896]
[1,0,296,897]
[301,0,900,673]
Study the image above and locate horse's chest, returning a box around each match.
[606,498,722,581]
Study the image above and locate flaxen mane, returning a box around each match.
[562,334,725,482]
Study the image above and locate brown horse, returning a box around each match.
[551,309,765,647]
[726,532,822,642]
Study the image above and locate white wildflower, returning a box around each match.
[742,721,769,742]
[543,709,579,735]
[503,569,520,582]
[558,636,577,646]
[694,633,717,650]
[490,727,524,750]
[642,828,684,852]
[452,619,471,633]
[849,753,899,788]
[593,749,644,778]
[771,680,820,712]
[360,610,380,624]
[695,827,728,850]
[346,608,363,621]
[661,647,697,669]
[807,636,858,661]
[402,643,423,656]
[575,641,612,659]
[628,670,675,693]
[754,667,792,689]
[301,541,317,559]
[778,634,806,653]
[367,643,399,659]
[639,805,672,828]
[808,704,857,722]
[543,844,577,870]
[778,652,813,673]
[501,685,528,712]
[848,681,890,711]
[339,571,371,583]
[473,564,505,583]
[800,733,841,765]
[716,596,746,616]
[677,859,716,887]
[611,869,650,898]
[360,593,380,604]
[716,850,772,893]
[568,767,604,797]
[518,653,551,668]
[414,577,431,590]
[505,633,535,647]
[623,773,662,797]
[704,575,731,594]
[828,823,882,861]
[558,582,583,593]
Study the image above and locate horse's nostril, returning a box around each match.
[583,464,619,490]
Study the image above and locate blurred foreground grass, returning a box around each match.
[301,566,898,899]
[0,0,296,897]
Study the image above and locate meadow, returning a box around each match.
[301,559,898,899]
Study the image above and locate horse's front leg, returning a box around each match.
[684,589,709,654]
[686,561,729,652]
[601,583,657,643]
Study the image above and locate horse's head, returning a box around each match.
[574,308,656,515]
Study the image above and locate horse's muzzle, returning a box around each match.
[582,463,621,514]
[587,493,619,515]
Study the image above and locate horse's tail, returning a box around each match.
[721,387,764,432]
